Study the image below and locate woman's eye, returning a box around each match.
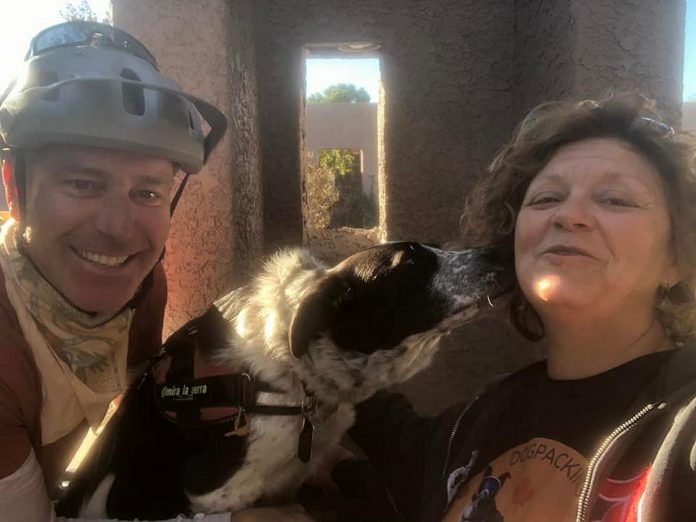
[527,193,561,206]
[600,193,636,207]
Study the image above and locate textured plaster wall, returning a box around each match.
[514,0,576,118]
[571,0,685,124]
[111,0,686,414]
[255,0,517,249]
[515,0,685,122]
[114,0,263,336]
[254,0,537,414]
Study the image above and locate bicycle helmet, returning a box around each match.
[0,21,227,174]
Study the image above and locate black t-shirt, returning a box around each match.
[441,351,675,522]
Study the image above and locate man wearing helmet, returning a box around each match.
[0,21,249,521]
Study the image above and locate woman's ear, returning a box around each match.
[1,156,19,221]
[666,239,683,288]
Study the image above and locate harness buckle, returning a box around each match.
[238,373,253,408]
[225,408,250,437]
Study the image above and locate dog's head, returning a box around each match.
[289,242,513,374]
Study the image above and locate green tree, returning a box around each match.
[308,83,371,103]
[316,148,357,176]
[304,152,340,229]
[60,0,113,24]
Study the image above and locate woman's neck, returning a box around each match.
[543,309,674,380]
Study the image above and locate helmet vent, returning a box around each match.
[120,68,145,116]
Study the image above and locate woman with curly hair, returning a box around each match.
[348,93,696,522]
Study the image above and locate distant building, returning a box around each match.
[683,101,696,131]
[305,102,378,198]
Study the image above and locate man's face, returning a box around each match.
[22,145,175,315]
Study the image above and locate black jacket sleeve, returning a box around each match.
[348,390,466,520]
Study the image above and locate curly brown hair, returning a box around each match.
[460,93,696,341]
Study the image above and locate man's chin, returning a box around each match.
[66,290,137,317]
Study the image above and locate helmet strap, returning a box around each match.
[170,171,190,216]
[2,149,27,232]
[15,151,27,228]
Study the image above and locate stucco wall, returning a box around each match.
[571,0,685,124]
[255,0,517,250]
[514,0,576,118]
[111,0,686,414]
[515,0,685,123]
[114,0,263,336]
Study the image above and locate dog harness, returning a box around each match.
[148,321,317,462]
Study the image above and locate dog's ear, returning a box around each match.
[289,276,352,358]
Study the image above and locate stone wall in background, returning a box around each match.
[255,0,517,250]
[113,0,685,412]
[514,0,685,123]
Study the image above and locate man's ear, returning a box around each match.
[1,155,19,221]
[289,276,350,359]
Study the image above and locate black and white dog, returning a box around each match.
[57,242,513,519]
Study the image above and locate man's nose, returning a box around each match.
[94,193,135,240]
[550,197,596,230]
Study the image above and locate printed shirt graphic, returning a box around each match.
[439,352,672,522]
[443,438,587,521]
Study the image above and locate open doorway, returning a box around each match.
[302,45,383,262]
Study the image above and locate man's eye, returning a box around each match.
[133,189,164,205]
[64,179,100,196]
[67,179,95,190]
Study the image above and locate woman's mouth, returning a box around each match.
[543,245,594,257]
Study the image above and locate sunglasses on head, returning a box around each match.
[638,116,675,138]
[26,20,158,70]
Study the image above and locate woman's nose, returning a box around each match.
[550,197,596,230]
[95,193,135,240]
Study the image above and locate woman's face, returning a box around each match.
[514,138,680,321]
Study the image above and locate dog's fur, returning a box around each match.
[57,242,512,519]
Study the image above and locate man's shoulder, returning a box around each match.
[0,267,37,372]
[0,267,41,429]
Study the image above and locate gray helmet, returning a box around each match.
[0,21,227,173]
